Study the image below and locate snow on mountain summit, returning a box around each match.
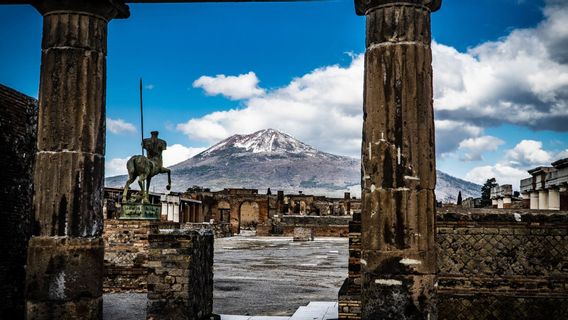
[199,129,319,157]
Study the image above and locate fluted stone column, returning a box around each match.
[25,1,129,319]
[356,0,441,318]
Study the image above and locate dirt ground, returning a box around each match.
[103,235,348,319]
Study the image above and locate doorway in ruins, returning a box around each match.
[238,201,259,232]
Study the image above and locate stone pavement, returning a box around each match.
[221,301,338,320]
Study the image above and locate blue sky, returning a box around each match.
[1,0,567,188]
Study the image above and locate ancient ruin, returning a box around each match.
[3,0,568,319]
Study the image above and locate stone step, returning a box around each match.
[289,301,338,320]
[220,315,290,320]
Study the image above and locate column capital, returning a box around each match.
[33,0,130,20]
[355,0,441,16]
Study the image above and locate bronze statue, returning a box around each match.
[122,131,171,203]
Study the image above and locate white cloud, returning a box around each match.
[465,163,529,187]
[180,56,364,157]
[193,72,265,100]
[433,1,568,131]
[458,136,505,161]
[145,84,155,90]
[162,144,207,167]
[107,118,136,134]
[105,157,129,177]
[505,139,552,166]
[178,1,568,160]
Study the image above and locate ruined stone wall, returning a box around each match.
[277,215,351,237]
[103,219,150,292]
[0,84,37,319]
[338,211,362,319]
[183,222,232,238]
[147,228,214,320]
[437,209,568,319]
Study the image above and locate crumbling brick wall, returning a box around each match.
[147,227,214,320]
[0,84,37,319]
[437,208,568,320]
[103,219,151,292]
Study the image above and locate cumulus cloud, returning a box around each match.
[179,1,567,161]
[105,157,129,177]
[162,144,207,167]
[193,72,265,100]
[465,163,529,187]
[181,56,364,157]
[433,1,568,131]
[465,139,566,188]
[505,139,552,166]
[107,118,136,134]
[458,136,505,161]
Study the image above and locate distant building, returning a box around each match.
[520,158,568,210]
[490,184,513,208]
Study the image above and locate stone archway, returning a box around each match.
[239,201,259,231]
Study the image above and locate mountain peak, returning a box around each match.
[199,129,319,157]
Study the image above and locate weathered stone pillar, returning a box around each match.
[25,1,129,319]
[539,190,549,210]
[548,188,560,211]
[530,191,540,209]
[355,0,441,318]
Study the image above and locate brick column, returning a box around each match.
[25,1,129,319]
[355,0,441,318]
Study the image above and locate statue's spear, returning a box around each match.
[139,78,144,156]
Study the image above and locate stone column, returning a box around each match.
[548,188,560,211]
[539,190,549,210]
[492,199,498,208]
[356,0,441,318]
[503,196,512,209]
[26,1,129,319]
[530,192,540,210]
[497,198,504,209]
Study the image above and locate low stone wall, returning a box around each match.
[147,228,215,320]
[269,215,351,237]
[183,222,232,238]
[437,208,568,319]
[103,219,151,292]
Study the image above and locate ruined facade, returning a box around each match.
[0,84,37,319]
[520,158,568,211]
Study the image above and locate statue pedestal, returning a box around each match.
[119,203,161,220]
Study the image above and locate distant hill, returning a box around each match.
[106,129,481,202]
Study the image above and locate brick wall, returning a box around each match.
[103,219,151,292]
[438,209,568,320]
[147,228,214,320]
[338,212,362,319]
[0,84,37,319]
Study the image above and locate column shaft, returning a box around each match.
[539,190,549,210]
[360,3,438,319]
[26,2,128,319]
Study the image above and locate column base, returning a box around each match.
[362,274,437,320]
[26,236,104,320]
[26,297,102,320]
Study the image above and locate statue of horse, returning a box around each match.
[122,154,171,203]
